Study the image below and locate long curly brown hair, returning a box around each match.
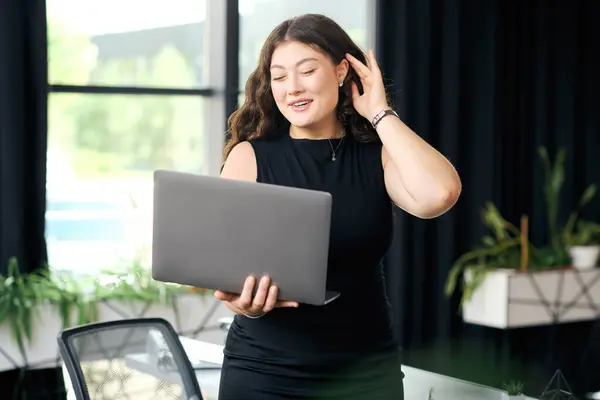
[223,13,380,161]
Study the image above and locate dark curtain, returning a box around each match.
[0,0,65,398]
[378,0,600,396]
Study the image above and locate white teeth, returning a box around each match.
[292,101,310,107]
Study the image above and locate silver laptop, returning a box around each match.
[151,169,341,306]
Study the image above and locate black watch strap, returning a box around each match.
[371,109,399,128]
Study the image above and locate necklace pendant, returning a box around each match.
[332,156,336,161]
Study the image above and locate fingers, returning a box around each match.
[367,49,381,71]
[345,53,370,80]
[275,300,299,308]
[214,275,300,316]
[237,275,257,309]
[262,285,299,310]
[252,276,271,309]
[345,50,380,81]
[262,285,279,312]
[214,290,237,302]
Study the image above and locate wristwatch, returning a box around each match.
[371,109,399,129]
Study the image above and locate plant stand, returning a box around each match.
[463,268,600,329]
[538,370,573,399]
[0,294,232,373]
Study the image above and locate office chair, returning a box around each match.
[57,317,204,400]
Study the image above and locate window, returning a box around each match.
[46,94,205,274]
[44,1,375,275]
[238,0,375,103]
[45,0,222,274]
[47,0,207,88]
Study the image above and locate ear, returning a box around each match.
[336,59,349,83]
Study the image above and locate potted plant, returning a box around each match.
[0,257,220,374]
[502,380,525,399]
[444,147,600,328]
[564,219,600,269]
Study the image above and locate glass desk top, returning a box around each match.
[125,336,539,400]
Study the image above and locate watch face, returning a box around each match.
[372,109,396,127]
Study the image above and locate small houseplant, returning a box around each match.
[502,380,525,399]
[564,219,600,269]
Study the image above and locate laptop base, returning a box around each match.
[323,291,341,305]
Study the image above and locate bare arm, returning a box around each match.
[344,50,461,220]
[220,141,257,182]
[379,117,462,219]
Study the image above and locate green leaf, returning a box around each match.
[578,184,597,208]
[551,165,565,195]
[538,147,551,176]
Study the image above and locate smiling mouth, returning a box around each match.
[289,100,313,111]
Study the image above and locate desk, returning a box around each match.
[127,336,538,400]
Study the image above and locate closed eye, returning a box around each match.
[272,76,285,82]
[301,69,316,75]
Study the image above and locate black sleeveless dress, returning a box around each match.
[218,127,404,400]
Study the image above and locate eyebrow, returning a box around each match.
[270,57,319,70]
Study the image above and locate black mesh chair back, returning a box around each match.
[57,317,203,400]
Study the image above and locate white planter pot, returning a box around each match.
[569,245,600,270]
[0,294,232,373]
[0,302,66,372]
[502,394,525,400]
[462,267,600,328]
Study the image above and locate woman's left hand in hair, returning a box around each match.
[345,49,390,122]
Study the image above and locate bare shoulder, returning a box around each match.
[220,141,257,182]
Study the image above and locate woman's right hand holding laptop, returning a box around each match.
[214,275,299,318]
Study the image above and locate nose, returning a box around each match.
[287,74,303,96]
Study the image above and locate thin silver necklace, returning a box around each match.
[328,130,346,161]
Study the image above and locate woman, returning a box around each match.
[215,13,461,400]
